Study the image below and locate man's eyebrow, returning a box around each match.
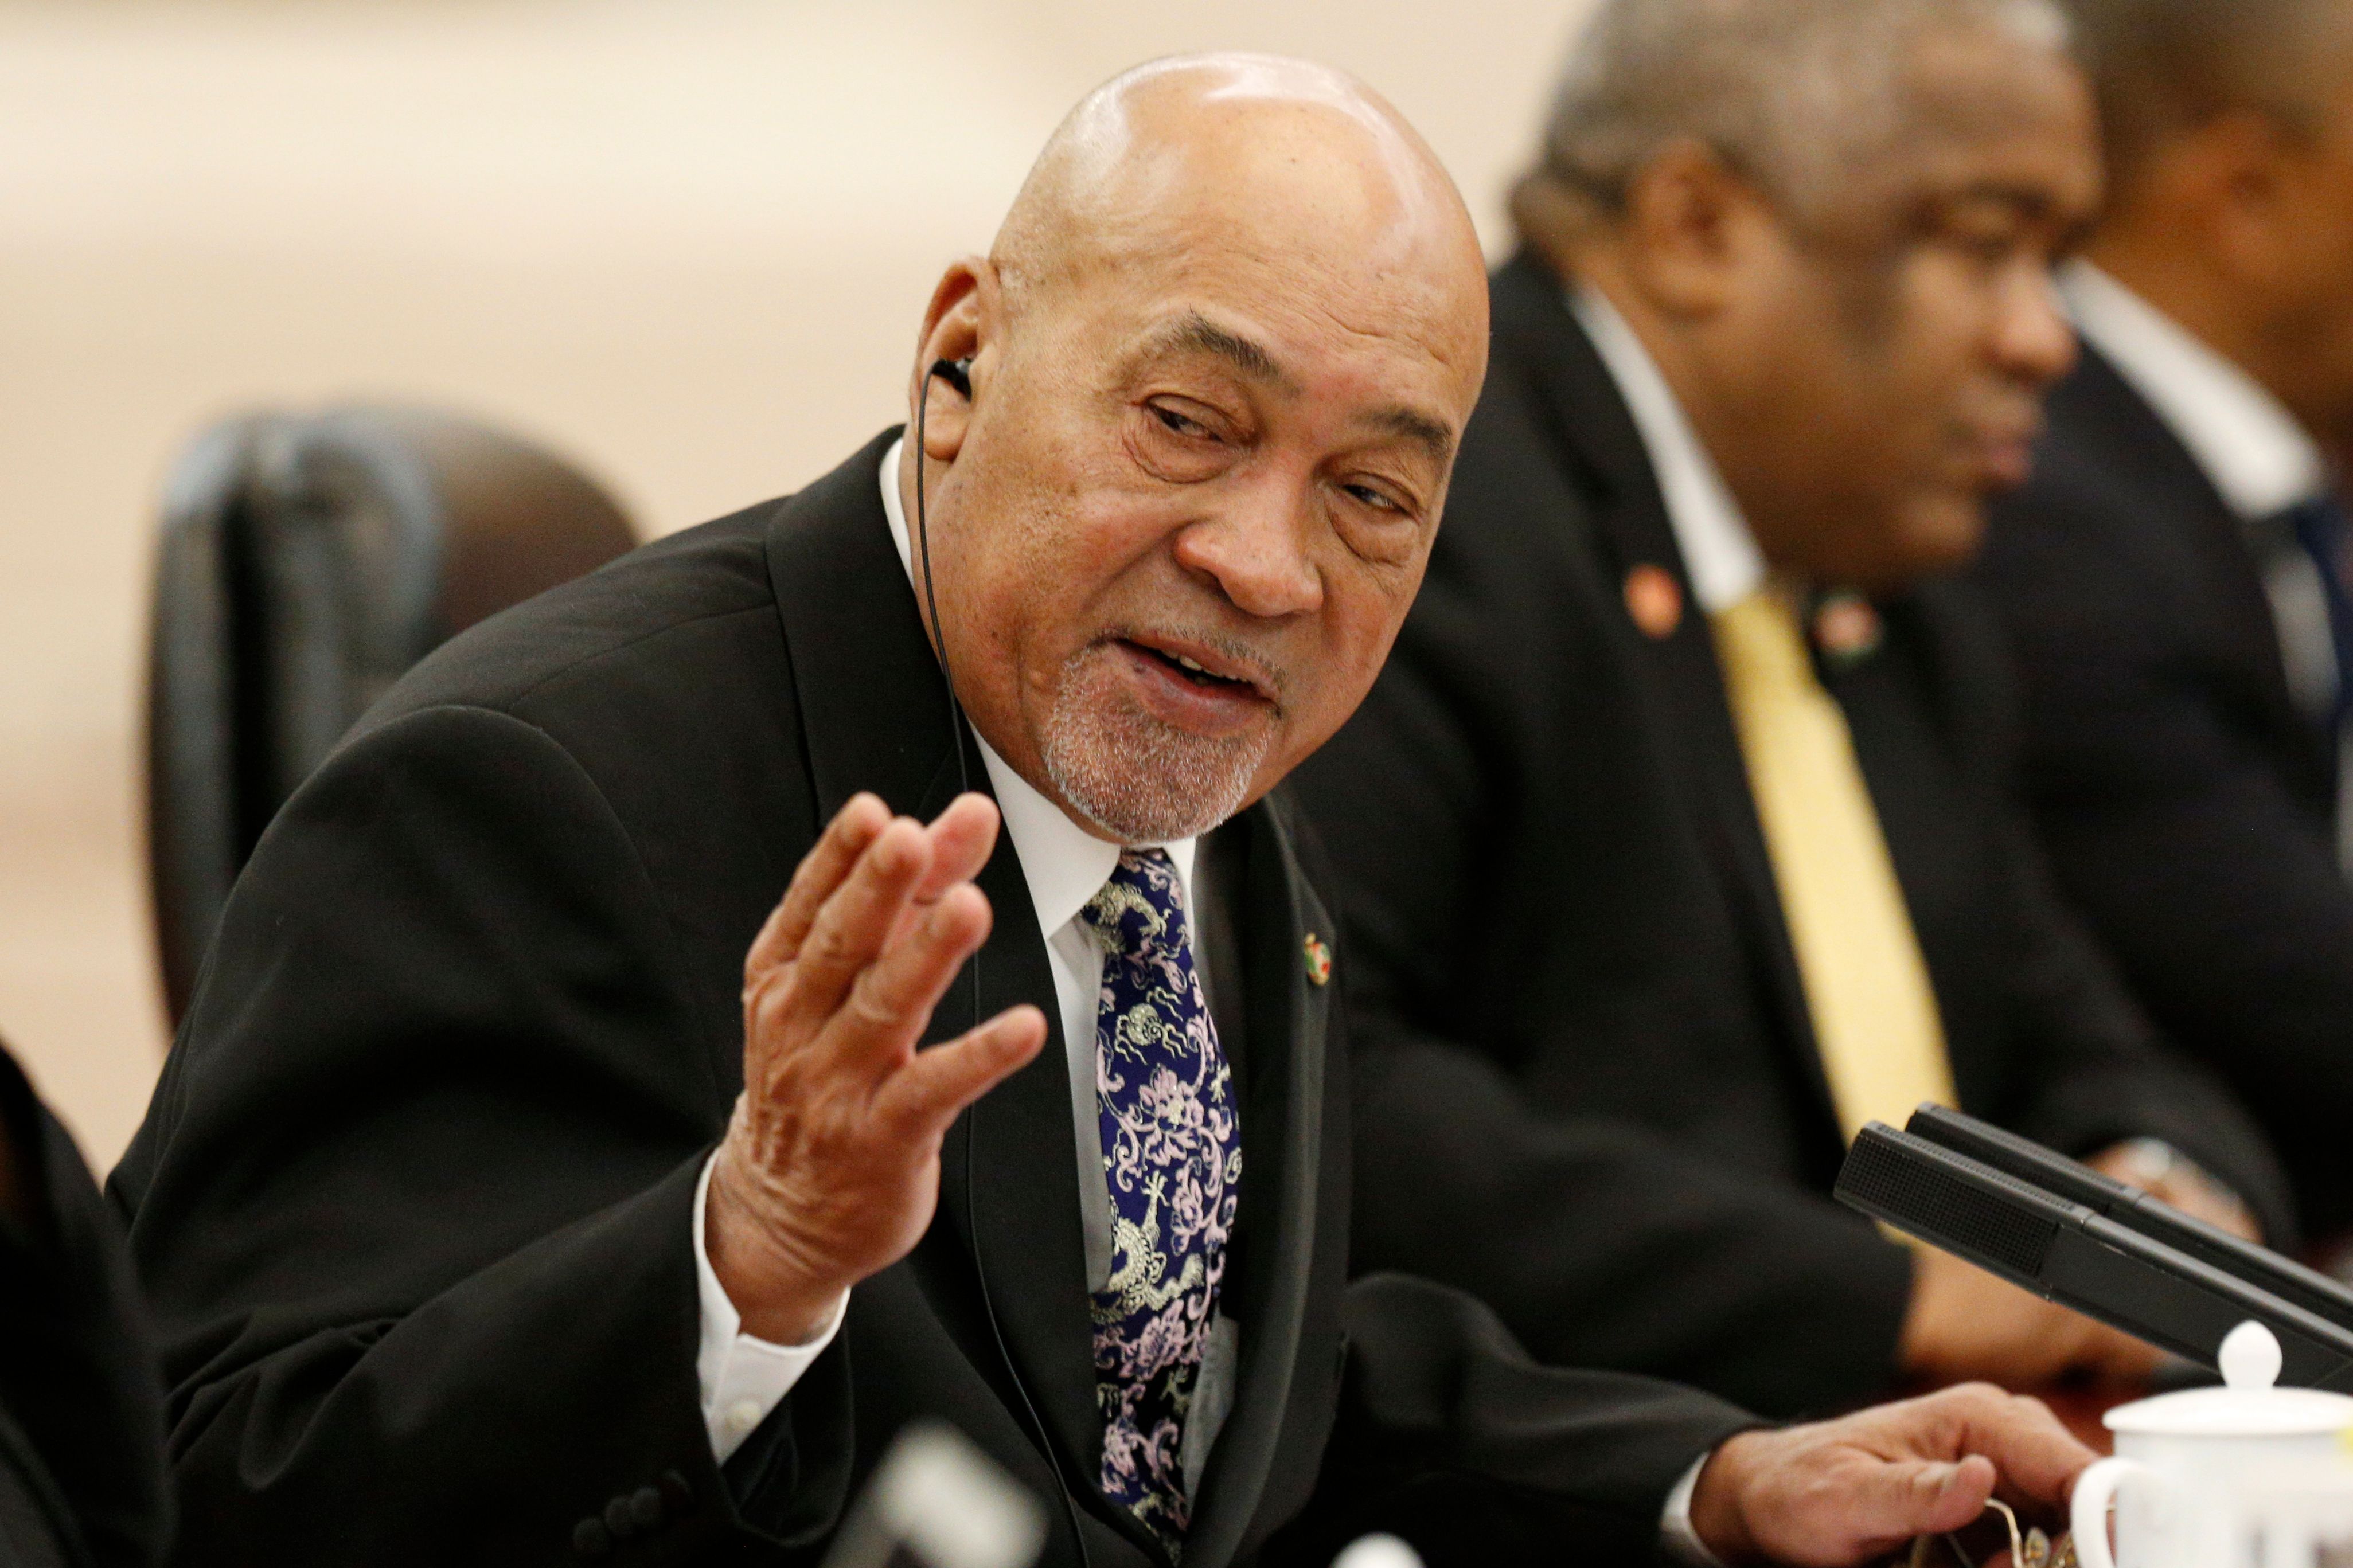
[1369,405,1458,470]
[1143,311,1457,467]
[1145,312,1300,392]
[1936,182,2070,222]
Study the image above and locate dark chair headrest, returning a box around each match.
[147,405,638,1024]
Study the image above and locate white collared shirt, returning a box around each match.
[2064,260,2325,521]
[1571,284,1768,614]
[694,442,1236,1494]
[2064,262,2353,860]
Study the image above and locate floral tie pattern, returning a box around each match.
[1076,850,1240,1559]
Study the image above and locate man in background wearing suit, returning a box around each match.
[1975,0,2353,1245]
[104,53,2098,1568]
[1294,0,2294,1423]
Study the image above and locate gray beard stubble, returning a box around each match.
[1039,656,1277,844]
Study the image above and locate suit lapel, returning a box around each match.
[760,433,1102,1506]
[760,436,1339,1563]
[2066,345,2335,789]
[1185,801,1329,1568]
[1492,254,1836,1123]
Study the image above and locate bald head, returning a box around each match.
[897,52,1490,844]
[990,54,1485,362]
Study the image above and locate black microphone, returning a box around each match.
[1837,1119,2353,1387]
[1902,1103,2353,1335]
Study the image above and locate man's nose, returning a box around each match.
[1172,492,1325,620]
[1992,265,2079,388]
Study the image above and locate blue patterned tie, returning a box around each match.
[2280,494,2353,733]
[1076,850,1240,1558]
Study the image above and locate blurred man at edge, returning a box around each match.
[1975,0,2353,1246]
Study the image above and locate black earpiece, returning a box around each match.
[929,356,974,398]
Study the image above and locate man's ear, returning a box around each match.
[910,257,993,461]
[1618,139,1755,318]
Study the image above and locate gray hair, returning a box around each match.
[2059,0,2353,186]
[1524,0,2071,228]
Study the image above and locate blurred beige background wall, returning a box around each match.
[0,0,1590,1172]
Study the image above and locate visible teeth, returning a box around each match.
[1176,655,1209,673]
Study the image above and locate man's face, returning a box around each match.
[2257,73,2353,446]
[912,188,1485,843]
[1698,33,2100,590]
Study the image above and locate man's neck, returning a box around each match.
[2087,225,2310,435]
[1568,249,1796,581]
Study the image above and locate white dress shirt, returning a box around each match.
[693,441,1238,1493]
[2062,261,2351,858]
[2064,261,2325,522]
[1571,285,1768,615]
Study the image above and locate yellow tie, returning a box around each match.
[1710,589,1956,1143]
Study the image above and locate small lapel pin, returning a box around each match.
[1812,590,1883,667]
[1302,933,1333,987]
[1624,564,1684,640]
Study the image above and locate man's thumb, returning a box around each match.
[1843,1454,1997,1548]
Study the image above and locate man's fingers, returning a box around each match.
[769,818,934,1036]
[878,1005,1050,1139]
[1942,1389,2098,1507]
[748,793,892,977]
[1831,1453,1997,1556]
[1916,1456,1998,1536]
[831,883,997,1073]
[916,794,1001,901]
[881,794,1004,949]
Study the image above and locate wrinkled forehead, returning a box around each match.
[1044,126,1484,399]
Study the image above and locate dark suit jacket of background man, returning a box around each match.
[1289,253,2294,1421]
[105,428,1754,1567]
[1976,344,2353,1237]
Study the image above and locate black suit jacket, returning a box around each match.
[1977,344,2353,1235]
[108,429,1752,1567]
[1291,254,2293,1420]
[0,1044,170,1568]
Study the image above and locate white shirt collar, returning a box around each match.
[875,437,1196,930]
[1570,283,1767,613]
[2063,260,2326,520]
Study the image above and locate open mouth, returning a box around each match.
[1117,635,1271,698]
[1128,640,1255,692]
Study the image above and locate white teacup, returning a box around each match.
[2073,1323,2353,1568]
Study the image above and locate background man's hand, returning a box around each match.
[1901,1245,2161,1387]
[1898,1137,2256,1389]
[2087,1140,2259,1242]
[1689,1384,2094,1567]
[705,792,1048,1344]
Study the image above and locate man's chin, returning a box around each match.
[1040,714,1272,845]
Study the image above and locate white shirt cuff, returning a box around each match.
[1661,1452,1723,1566]
[692,1152,848,1463]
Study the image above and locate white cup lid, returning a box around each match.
[2105,1323,2353,1437]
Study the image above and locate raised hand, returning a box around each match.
[704,792,1049,1343]
[1689,1383,2094,1567]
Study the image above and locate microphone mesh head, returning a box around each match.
[1839,1131,2059,1277]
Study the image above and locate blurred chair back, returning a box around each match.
[147,406,638,1023]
